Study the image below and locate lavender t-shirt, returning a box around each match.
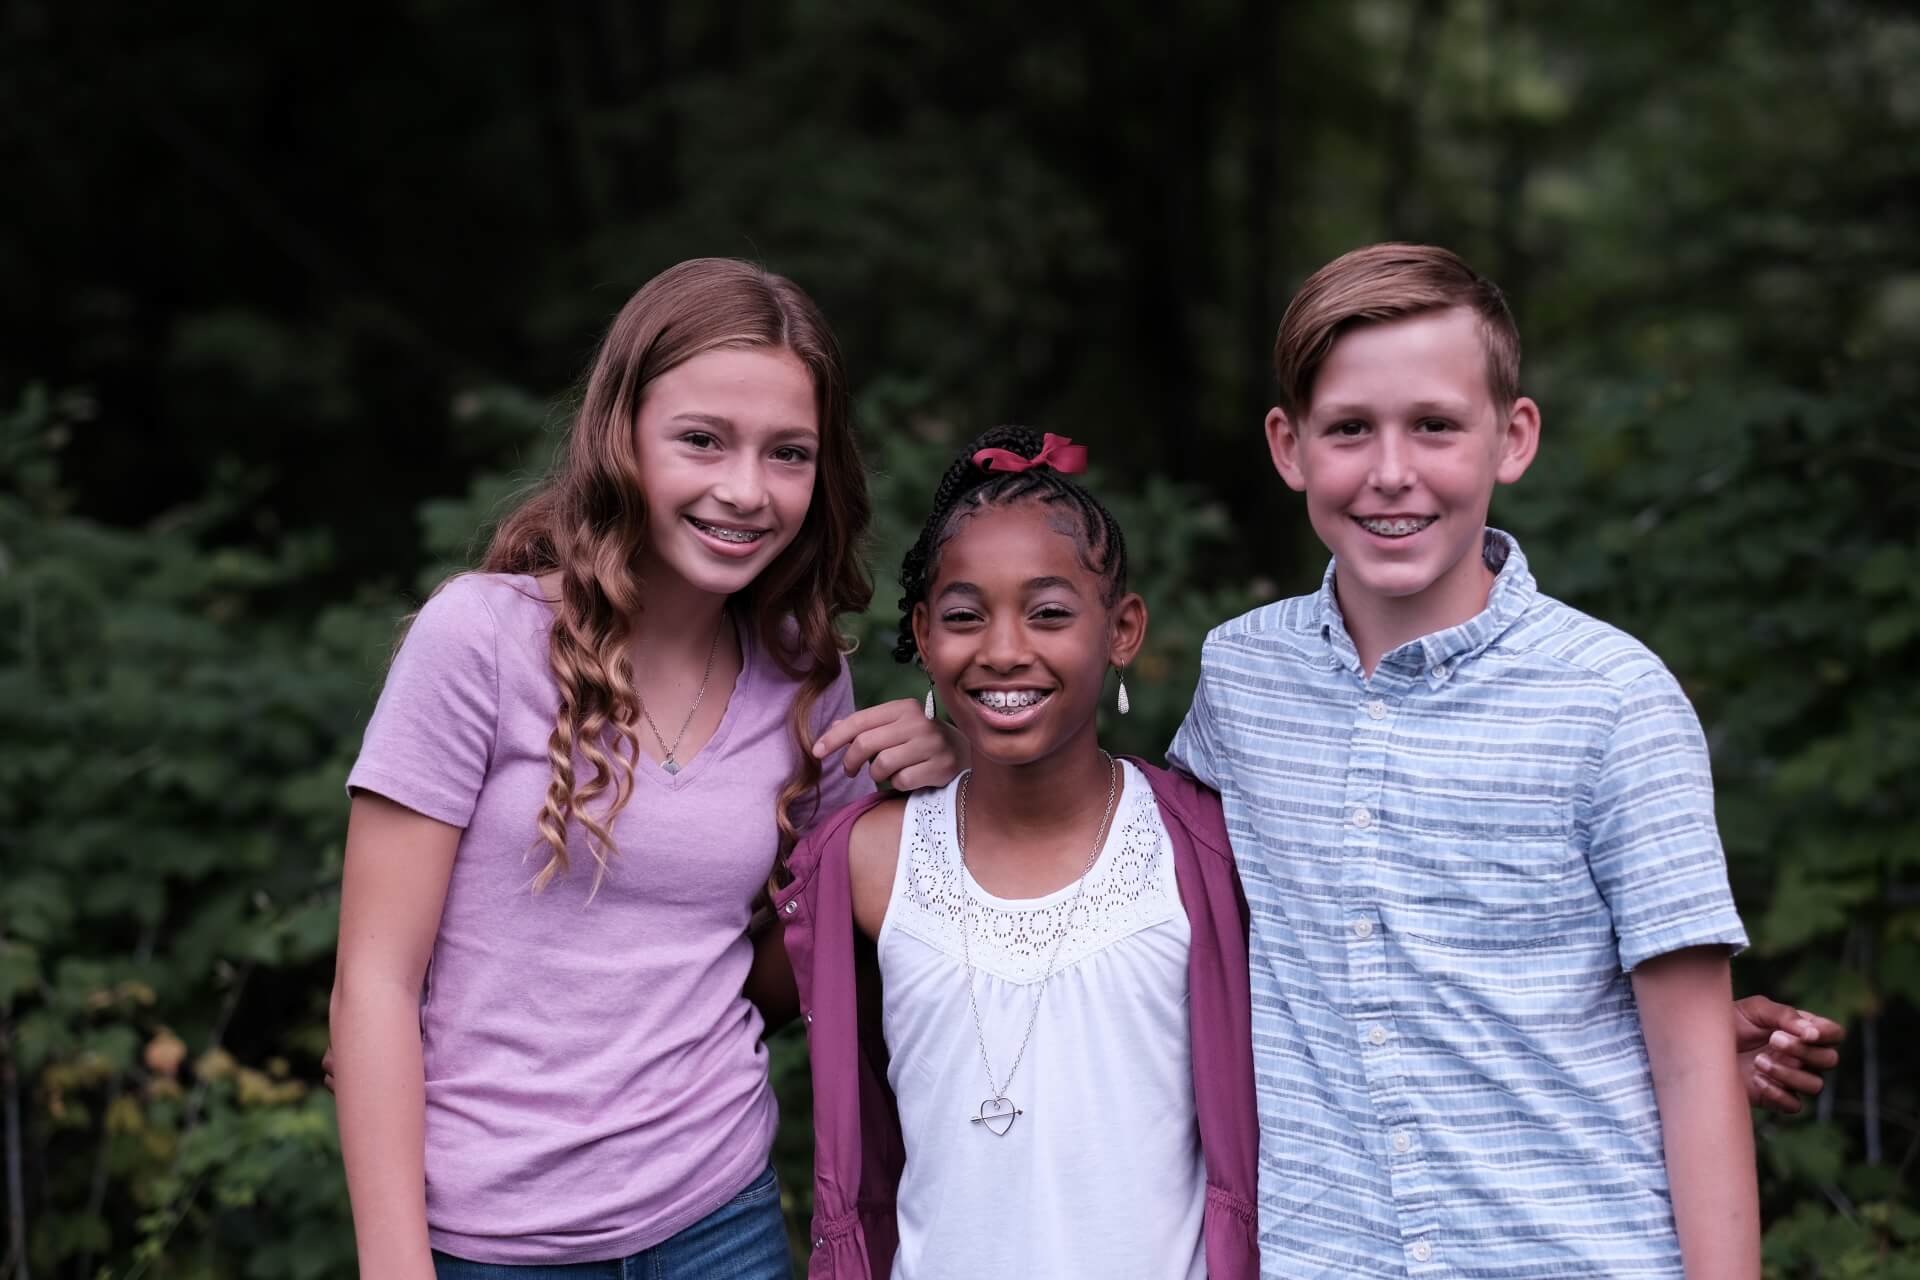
[347,573,870,1264]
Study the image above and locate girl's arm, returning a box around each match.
[1632,946,1760,1279]
[848,799,907,940]
[330,792,459,1280]
[814,698,968,791]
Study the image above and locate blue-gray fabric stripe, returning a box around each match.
[1169,531,1747,1278]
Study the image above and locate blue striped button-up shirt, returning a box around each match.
[1168,531,1747,1278]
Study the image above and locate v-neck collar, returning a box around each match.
[636,609,751,791]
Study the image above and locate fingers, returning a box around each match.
[887,724,968,792]
[814,699,962,788]
[868,733,960,787]
[815,704,921,777]
[1755,1053,1826,1098]
[1748,1070,1805,1115]
[812,703,903,760]
[1733,994,1793,1034]
[1768,1029,1839,1071]
[846,718,930,780]
[1733,996,1849,1061]
[1793,1009,1847,1046]
[888,760,954,792]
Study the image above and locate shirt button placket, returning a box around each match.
[1346,674,1432,1268]
[1343,680,1395,1051]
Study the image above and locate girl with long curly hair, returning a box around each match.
[329,259,962,1279]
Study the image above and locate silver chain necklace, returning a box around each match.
[955,751,1119,1136]
[636,616,723,775]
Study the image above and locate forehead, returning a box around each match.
[642,346,818,430]
[1311,306,1491,414]
[930,501,1100,591]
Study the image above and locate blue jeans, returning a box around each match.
[432,1165,791,1280]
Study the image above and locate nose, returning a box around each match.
[1367,429,1412,495]
[711,454,769,513]
[977,611,1033,673]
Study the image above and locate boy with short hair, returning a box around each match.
[1170,243,1760,1277]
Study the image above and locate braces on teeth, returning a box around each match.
[693,519,762,543]
[975,690,1047,710]
[1358,516,1435,536]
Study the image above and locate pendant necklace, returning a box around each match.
[637,615,723,775]
[955,751,1118,1136]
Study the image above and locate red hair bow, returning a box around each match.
[972,432,1089,475]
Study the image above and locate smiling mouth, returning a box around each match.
[970,689,1054,715]
[1354,515,1437,538]
[687,516,768,544]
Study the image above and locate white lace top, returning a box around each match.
[878,761,1207,1280]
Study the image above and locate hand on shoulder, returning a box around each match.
[814,699,969,791]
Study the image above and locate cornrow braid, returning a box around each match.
[894,425,1129,664]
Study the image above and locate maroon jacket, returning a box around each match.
[773,758,1260,1279]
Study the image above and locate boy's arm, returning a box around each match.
[1581,668,1755,1273]
[1165,660,1225,789]
[1634,947,1760,1278]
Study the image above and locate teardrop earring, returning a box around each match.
[1115,668,1130,716]
[924,680,937,720]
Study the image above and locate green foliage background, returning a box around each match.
[2,2,1916,1275]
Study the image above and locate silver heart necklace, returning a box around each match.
[954,752,1118,1136]
[637,615,723,775]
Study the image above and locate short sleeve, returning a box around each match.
[346,577,501,827]
[810,656,876,818]
[1166,658,1225,791]
[1581,668,1748,972]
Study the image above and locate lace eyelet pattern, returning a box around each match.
[895,768,1180,984]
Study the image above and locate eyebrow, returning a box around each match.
[667,412,818,439]
[1315,399,1473,419]
[934,576,1084,601]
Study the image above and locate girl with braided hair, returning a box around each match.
[766,427,1836,1279]
[776,427,1261,1279]
[329,259,963,1279]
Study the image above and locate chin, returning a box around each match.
[1344,560,1451,600]
[963,718,1091,772]
[665,558,761,598]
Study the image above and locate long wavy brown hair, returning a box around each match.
[482,258,872,893]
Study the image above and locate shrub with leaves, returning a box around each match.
[1505,375,1920,1276]
[2,385,374,1277]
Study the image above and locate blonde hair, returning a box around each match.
[481,258,871,893]
[1273,242,1521,417]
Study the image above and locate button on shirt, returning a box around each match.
[1168,532,1748,1278]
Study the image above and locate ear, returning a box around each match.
[911,602,933,666]
[1495,395,1541,485]
[1264,407,1309,492]
[1106,592,1149,670]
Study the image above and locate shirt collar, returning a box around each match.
[1315,528,1536,685]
